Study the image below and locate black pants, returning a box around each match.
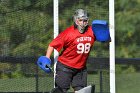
[55,61,87,93]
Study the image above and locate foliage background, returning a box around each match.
[0,0,139,58]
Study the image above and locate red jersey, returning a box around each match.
[49,25,96,69]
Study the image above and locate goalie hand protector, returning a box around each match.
[37,56,52,73]
[92,20,110,42]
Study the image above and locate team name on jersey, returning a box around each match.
[77,37,92,42]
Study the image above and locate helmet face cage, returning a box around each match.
[73,9,89,33]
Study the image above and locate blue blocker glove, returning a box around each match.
[92,20,111,42]
[37,56,52,73]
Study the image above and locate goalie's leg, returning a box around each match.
[55,62,73,93]
[72,68,87,91]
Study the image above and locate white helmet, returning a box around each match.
[73,9,89,33]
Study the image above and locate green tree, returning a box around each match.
[1,0,139,58]
[115,0,140,58]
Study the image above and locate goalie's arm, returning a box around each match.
[46,45,54,58]
[36,45,54,73]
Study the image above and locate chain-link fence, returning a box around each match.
[0,0,110,93]
[0,56,110,93]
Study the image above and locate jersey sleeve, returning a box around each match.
[49,31,67,52]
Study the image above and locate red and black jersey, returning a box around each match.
[49,25,96,69]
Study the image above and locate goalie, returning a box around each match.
[37,9,110,93]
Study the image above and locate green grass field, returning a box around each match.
[0,73,139,93]
[0,77,55,92]
[116,73,140,93]
[0,78,36,92]
[0,74,101,92]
